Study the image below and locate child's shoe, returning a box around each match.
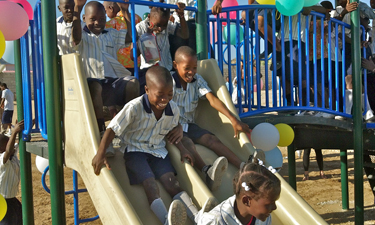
[202,197,219,213]
[165,200,187,225]
[205,157,228,191]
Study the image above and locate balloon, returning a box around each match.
[8,0,34,20]
[143,12,149,20]
[264,147,283,168]
[1,41,14,64]
[257,0,276,5]
[0,30,5,59]
[250,123,280,151]
[0,1,29,41]
[303,0,320,7]
[209,22,219,44]
[275,0,304,16]
[223,24,244,46]
[0,194,7,221]
[35,156,49,175]
[275,123,295,146]
[214,0,239,25]
[253,78,264,92]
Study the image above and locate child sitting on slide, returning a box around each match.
[171,46,251,170]
[195,161,281,225]
[92,66,217,225]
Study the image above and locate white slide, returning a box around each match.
[61,53,327,224]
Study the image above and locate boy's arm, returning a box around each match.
[175,2,189,39]
[205,92,251,138]
[92,129,115,175]
[71,0,87,46]
[0,98,4,109]
[2,120,24,164]
[166,123,183,144]
[118,0,132,43]
[333,2,358,21]
[174,141,194,166]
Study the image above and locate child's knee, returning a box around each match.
[160,172,182,195]
[202,134,221,148]
[181,137,195,151]
[125,78,140,96]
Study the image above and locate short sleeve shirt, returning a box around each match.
[2,89,14,111]
[0,149,20,198]
[107,94,180,159]
[73,26,130,79]
[136,18,177,70]
[171,72,211,132]
[105,13,142,68]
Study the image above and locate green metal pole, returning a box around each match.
[41,0,66,224]
[287,143,296,190]
[340,149,349,210]
[350,0,364,224]
[14,39,35,225]
[196,0,208,60]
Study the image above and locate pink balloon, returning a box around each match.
[8,0,33,20]
[0,1,29,41]
[214,0,239,25]
[209,22,218,44]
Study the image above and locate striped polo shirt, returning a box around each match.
[0,146,20,199]
[278,14,310,43]
[73,26,131,79]
[171,72,211,132]
[107,94,180,159]
[56,16,85,55]
[136,18,177,70]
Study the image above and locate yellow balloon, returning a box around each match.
[0,30,5,59]
[0,194,7,221]
[257,0,276,5]
[275,123,294,147]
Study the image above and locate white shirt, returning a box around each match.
[73,26,131,79]
[56,16,85,55]
[195,195,272,225]
[231,77,245,105]
[0,146,20,199]
[136,18,177,70]
[171,72,211,132]
[167,0,200,22]
[278,13,310,43]
[2,89,14,111]
[107,94,180,159]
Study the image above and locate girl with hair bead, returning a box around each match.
[195,161,281,225]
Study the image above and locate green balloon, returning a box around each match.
[143,13,150,20]
[223,24,244,46]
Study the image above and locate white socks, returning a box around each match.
[345,89,374,119]
[173,191,198,221]
[150,198,168,224]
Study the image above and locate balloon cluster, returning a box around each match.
[275,0,321,16]
[249,122,294,169]
[35,156,50,175]
[0,0,32,62]
[0,194,6,221]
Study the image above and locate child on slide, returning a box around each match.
[195,161,281,225]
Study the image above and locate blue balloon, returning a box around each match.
[264,147,283,169]
[276,0,304,16]
[223,23,244,46]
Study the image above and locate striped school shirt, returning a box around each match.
[136,18,177,70]
[0,146,20,199]
[278,14,311,43]
[171,72,211,132]
[195,195,272,225]
[107,94,180,159]
[73,26,131,79]
[56,16,85,55]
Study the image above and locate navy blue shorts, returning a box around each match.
[123,151,176,185]
[87,76,136,106]
[2,110,13,124]
[183,123,213,143]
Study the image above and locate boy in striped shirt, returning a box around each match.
[92,66,217,224]
[172,46,251,170]
[0,120,24,225]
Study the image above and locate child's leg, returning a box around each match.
[88,81,105,132]
[123,78,140,105]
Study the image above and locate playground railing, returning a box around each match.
[207,5,368,120]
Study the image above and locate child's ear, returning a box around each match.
[241,195,251,207]
[144,85,149,94]
[173,61,177,70]
[57,5,61,12]
[82,14,86,21]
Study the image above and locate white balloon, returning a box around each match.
[251,123,280,151]
[35,155,49,175]
[264,147,283,169]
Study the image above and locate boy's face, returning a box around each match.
[103,3,118,19]
[145,81,174,112]
[58,0,75,23]
[149,14,169,33]
[0,86,5,91]
[174,55,198,83]
[83,6,106,36]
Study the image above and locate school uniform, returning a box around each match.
[73,26,135,106]
[56,16,85,55]
[1,89,14,125]
[0,145,22,225]
[107,94,180,184]
[195,195,271,225]
[171,72,214,142]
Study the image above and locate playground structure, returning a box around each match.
[10,0,375,224]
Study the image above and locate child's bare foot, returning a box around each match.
[320,171,327,179]
[302,174,309,181]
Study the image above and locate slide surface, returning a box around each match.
[62,53,327,225]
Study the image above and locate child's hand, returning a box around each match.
[92,154,111,175]
[169,14,175,23]
[74,0,87,9]
[118,0,129,11]
[13,120,24,134]
[211,0,222,15]
[345,1,358,13]
[361,57,375,72]
[166,124,183,144]
[179,147,194,166]
[232,119,251,138]
[176,2,186,18]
